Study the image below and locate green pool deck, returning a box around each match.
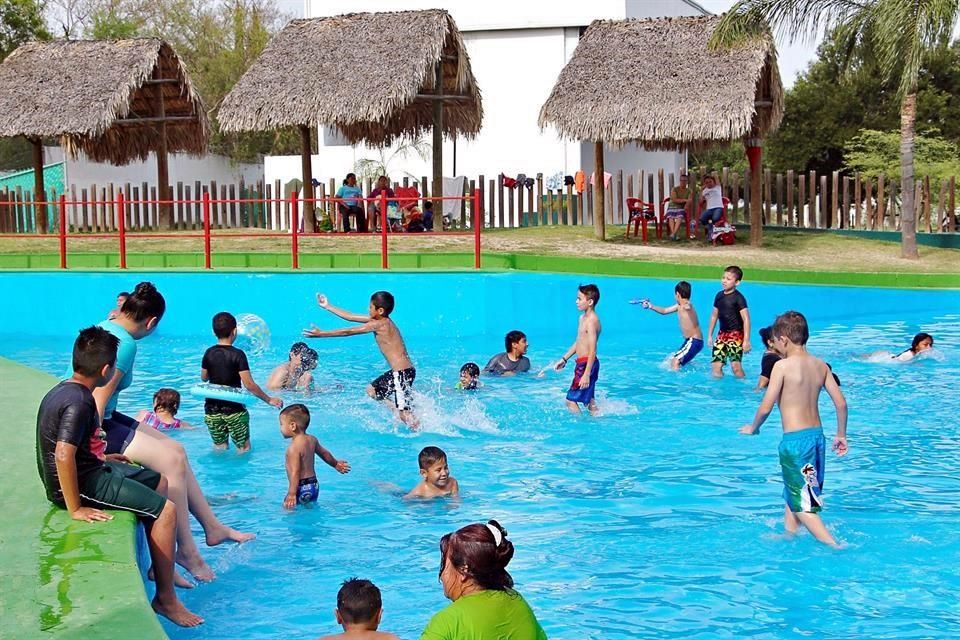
[0,358,166,639]
[0,251,958,288]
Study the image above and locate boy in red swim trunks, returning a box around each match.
[706,265,751,378]
[555,284,602,415]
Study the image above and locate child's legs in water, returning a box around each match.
[731,361,745,378]
[565,400,582,414]
[795,511,839,547]
[711,360,724,377]
[783,505,800,534]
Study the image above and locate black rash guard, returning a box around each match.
[202,344,250,414]
[713,290,748,333]
[36,381,104,504]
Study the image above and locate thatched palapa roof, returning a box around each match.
[218,10,482,145]
[0,38,208,164]
[538,16,783,149]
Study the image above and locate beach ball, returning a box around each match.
[235,313,270,355]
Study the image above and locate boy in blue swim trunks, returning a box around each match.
[280,404,350,509]
[637,281,703,370]
[555,284,601,415]
[740,311,848,548]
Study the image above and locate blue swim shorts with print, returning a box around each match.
[779,427,826,513]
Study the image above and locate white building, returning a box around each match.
[265,0,708,191]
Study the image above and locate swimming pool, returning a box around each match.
[3,272,959,640]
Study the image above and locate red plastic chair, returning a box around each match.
[691,197,732,243]
[625,198,658,241]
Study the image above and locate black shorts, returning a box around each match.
[77,462,166,519]
[103,411,139,455]
[370,367,416,410]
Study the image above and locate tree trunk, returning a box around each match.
[299,125,316,233]
[899,93,919,259]
[593,142,606,240]
[31,137,47,233]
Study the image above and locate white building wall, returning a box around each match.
[60,151,262,191]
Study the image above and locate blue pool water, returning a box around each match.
[2,272,959,640]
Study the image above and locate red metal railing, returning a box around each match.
[0,190,483,271]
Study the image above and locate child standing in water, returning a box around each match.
[637,280,703,370]
[740,310,848,548]
[555,284,602,415]
[706,265,751,378]
[303,291,419,429]
[756,326,781,390]
[280,404,350,509]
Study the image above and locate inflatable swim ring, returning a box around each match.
[190,382,255,405]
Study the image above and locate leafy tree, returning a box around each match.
[712,0,960,260]
[844,129,960,182]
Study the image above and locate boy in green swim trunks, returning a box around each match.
[201,312,282,452]
[36,327,202,627]
[739,311,848,548]
[706,265,751,378]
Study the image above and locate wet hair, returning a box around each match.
[724,265,744,282]
[674,281,691,299]
[289,341,308,356]
[300,347,319,372]
[419,446,447,470]
[911,332,933,353]
[343,172,357,185]
[212,311,237,339]
[460,362,480,377]
[504,330,526,353]
[439,520,514,591]
[578,283,600,307]
[758,326,774,347]
[73,326,119,376]
[280,403,310,429]
[120,282,165,323]
[153,388,181,414]
[772,310,809,346]
[117,291,130,300]
[370,291,395,316]
[336,578,382,624]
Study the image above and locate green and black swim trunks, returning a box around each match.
[76,461,166,519]
[204,410,251,448]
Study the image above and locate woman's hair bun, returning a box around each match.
[134,282,157,296]
[487,519,508,542]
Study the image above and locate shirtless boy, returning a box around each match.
[318,578,399,640]
[279,404,350,509]
[740,310,848,548]
[303,291,418,428]
[267,342,318,391]
[637,280,703,370]
[555,284,602,415]
[406,446,459,499]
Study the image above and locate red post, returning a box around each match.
[202,190,211,270]
[380,191,388,269]
[473,188,481,269]
[117,191,127,269]
[291,193,299,270]
[58,195,67,269]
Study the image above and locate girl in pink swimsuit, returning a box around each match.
[135,388,195,430]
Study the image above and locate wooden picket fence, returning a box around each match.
[2,169,957,234]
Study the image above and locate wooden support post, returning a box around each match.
[936,178,948,233]
[831,171,839,229]
[865,178,874,229]
[593,142,605,239]
[432,61,443,208]
[31,137,47,233]
[298,124,315,232]
[775,173,784,226]
[763,168,771,226]
[854,174,862,229]
[819,175,827,229]
[155,73,172,230]
[807,170,817,228]
[786,170,794,226]
[797,175,805,228]
[877,174,886,229]
[842,176,850,229]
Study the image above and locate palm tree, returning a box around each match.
[711,0,959,259]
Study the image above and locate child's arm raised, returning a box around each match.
[314,440,351,474]
[302,320,377,339]
[314,294,371,323]
[283,445,301,509]
[239,371,283,408]
[740,362,784,435]
[55,442,112,522]
[823,368,848,455]
[642,300,678,315]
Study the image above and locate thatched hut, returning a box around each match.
[538,15,783,243]
[0,38,208,230]
[218,10,482,231]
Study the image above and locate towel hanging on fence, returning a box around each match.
[574,171,585,193]
[442,176,467,218]
[590,171,612,188]
[545,172,564,190]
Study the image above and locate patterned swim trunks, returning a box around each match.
[711,330,744,364]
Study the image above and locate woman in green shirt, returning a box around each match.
[421,520,547,640]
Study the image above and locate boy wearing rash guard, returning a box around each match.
[304,291,419,429]
[483,330,531,376]
[740,311,849,548]
[36,326,202,627]
[706,265,751,378]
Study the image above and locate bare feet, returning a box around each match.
[175,550,215,582]
[148,565,195,589]
[152,595,203,627]
[205,524,256,546]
